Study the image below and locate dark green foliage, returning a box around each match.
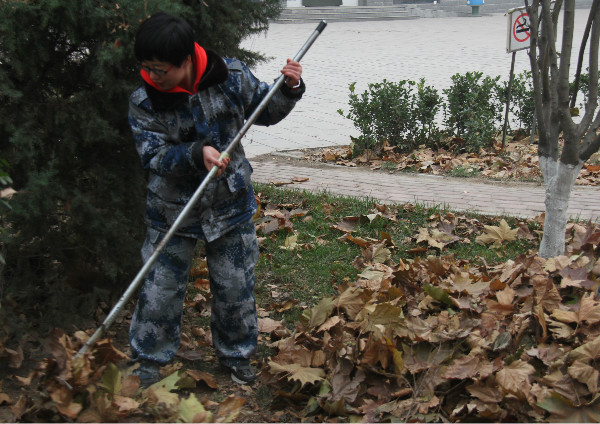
[443,71,503,152]
[338,79,441,156]
[570,67,600,108]
[507,70,535,132]
[414,79,443,146]
[181,0,282,67]
[0,0,280,331]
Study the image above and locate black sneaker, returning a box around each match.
[219,358,257,384]
[131,360,160,388]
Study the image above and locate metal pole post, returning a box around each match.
[75,20,328,358]
[502,51,517,149]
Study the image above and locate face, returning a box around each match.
[141,58,188,91]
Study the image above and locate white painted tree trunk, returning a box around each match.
[539,156,584,258]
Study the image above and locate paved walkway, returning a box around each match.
[250,157,600,221]
[241,10,598,221]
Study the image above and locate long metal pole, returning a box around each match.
[501,51,517,149]
[76,20,327,358]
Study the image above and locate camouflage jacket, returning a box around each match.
[129,50,304,242]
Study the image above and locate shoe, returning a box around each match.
[131,360,160,388]
[219,358,257,384]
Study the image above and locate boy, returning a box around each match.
[128,12,304,386]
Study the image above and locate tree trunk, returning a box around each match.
[538,156,583,258]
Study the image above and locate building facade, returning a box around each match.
[283,0,594,13]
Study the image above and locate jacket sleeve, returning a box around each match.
[234,60,304,127]
[128,97,208,177]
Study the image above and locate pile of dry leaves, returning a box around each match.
[0,205,598,422]
[262,217,600,422]
[305,140,600,186]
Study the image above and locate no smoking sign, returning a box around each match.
[507,7,531,52]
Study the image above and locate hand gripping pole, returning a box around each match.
[75,20,327,358]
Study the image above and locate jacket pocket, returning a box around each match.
[226,159,252,193]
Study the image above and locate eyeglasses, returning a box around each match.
[140,64,173,77]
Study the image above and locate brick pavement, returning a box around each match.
[249,157,600,221]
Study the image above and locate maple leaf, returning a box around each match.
[551,293,600,325]
[532,275,562,312]
[335,286,369,320]
[308,297,335,329]
[569,335,600,363]
[99,363,122,395]
[496,359,535,397]
[402,343,454,374]
[416,228,457,249]
[559,266,596,289]
[184,370,218,389]
[216,395,246,423]
[267,361,325,387]
[449,272,490,296]
[49,383,82,419]
[360,302,405,334]
[331,216,360,233]
[537,392,600,423]
[423,284,455,307]
[467,382,503,403]
[280,233,299,250]
[258,317,284,333]
[443,355,487,380]
[113,395,140,414]
[178,393,211,423]
[317,316,341,333]
[567,361,599,393]
[475,219,518,248]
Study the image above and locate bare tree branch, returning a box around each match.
[578,1,600,139]
[570,0,598,108]
[559,0,579,165]
[527,1,550,154]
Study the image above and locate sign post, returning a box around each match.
[502,6,532,148]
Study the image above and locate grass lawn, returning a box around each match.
[251,182,541,330]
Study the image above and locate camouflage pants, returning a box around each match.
[129,218,259,364]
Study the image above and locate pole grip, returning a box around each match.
[316,20,327,33]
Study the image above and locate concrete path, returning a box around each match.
[240,10,598,221]
[240,11,590,157]
[250,156,600,221]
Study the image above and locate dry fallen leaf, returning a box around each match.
[476,219,518,248]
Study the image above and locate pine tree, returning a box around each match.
[0,0,281,330]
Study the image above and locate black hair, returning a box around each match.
[134,12,195,67]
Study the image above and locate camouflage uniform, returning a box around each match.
[128,49,304,365]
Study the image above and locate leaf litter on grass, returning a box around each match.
[262,217,600,422]
[1,197,599,422]
[305,140,600,185]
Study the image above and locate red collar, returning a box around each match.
[140,43,207,95]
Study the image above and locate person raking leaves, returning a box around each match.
[127,11,305,387]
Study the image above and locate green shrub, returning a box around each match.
[338,78,441,156]
[414,79,443,145]
[508,71,535,132]
[443,71,503,152]
[570,67,600,109]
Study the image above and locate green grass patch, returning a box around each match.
[447,165,481,178]
[252,183,541,328]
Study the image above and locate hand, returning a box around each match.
[281,58,302,88]
[202,145,230,177]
